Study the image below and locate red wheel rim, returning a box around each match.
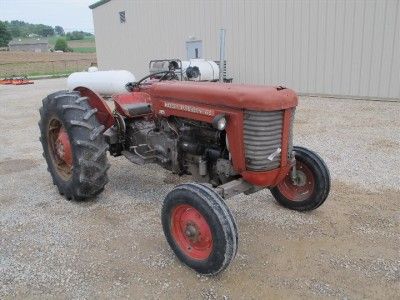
[48,118,73,179]
[55,128,73,167]
[277,160,315,202]
[170,204,213,260]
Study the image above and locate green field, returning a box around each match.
[49,36,96,53]
[10,36,96,53]
[24,69,78,77]
[71,47,96,53]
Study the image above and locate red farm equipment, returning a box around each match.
[38,69,330,275]
[0,76,33,85]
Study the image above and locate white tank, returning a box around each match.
[67,70,135,95]
[181,59,220,81]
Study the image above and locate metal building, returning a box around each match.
[8,39,49,53]
[90,0,400,100]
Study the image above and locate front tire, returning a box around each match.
[270,146,330,211]
[162,183,238,275]
[39,91,110,200]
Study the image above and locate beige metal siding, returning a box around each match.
[92,0,400,100]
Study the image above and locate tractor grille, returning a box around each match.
[288,109,295,158]
[243,110,287,171]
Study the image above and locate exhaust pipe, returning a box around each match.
[219,28,226,83]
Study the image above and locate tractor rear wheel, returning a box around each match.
[161,183,238,275]
[270,146,330,211]
[39,90,110,200]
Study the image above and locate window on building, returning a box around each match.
[119,11,126,23]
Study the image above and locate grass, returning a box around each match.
[26,70,77,77]
[68,37,96,53]
[48,35,96,53]
[11,36,96,53]
[49,35,95,45]
[11,35,95,45]
[0,69,76,78]
[0,53,96,78]
[71,47,96,53]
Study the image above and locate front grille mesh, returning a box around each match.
[243,110,284,171]
[288,109,295,158]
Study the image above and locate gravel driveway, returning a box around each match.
[0,78,399,299]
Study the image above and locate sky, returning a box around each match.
[0,0,95,33]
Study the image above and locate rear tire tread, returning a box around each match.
[38,91,109,201]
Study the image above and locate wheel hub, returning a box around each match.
[55,128,72,167]
[55,136,66,161]
[48,118,73,179]
[185,223,198,239]
[171,204,213,260]
[292,170,307,186]
[277,160,316,202]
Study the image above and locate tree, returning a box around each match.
[3,20,60,38]
[8,20,29,37]
[36,24,54,37]
[0,21,12,47]
[54,37,69,52]
[55,26,65,36]
[66,31,85,40]
[6,21,21,37]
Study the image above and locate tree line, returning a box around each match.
[0,20,93,47]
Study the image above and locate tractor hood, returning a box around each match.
[145,81,298,111]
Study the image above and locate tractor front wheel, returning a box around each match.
[161,183,238,275]
[39,91,110,200]
[270,146,330,211]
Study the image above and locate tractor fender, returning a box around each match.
[73,86,115,129]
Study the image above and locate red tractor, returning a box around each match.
[39,73,330,275]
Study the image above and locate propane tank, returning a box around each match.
[149,59,220,81]
[67,70,135,95]
[149,60,179,75]
[182,59,219,81]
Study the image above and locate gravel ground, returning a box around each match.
[0,78,399,299]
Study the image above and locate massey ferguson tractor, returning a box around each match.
[38,69,330,275]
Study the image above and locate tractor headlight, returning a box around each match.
[212,114,227,131]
